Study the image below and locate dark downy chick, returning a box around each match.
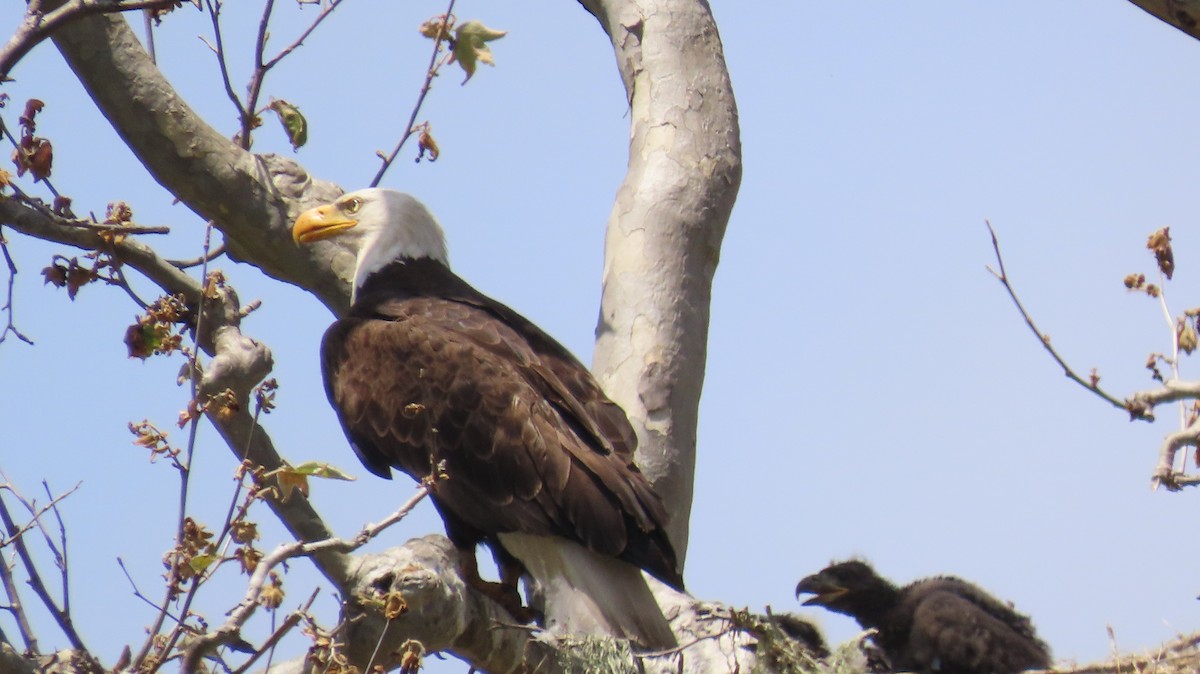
[796,560,1051,674]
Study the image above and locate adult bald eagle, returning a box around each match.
[293,188,682,648]
[796,560,1050,674]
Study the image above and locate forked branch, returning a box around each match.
[0,0,179,80]
[370,0,456,187]
[180,485,431,673]
[987,222,1200,490]
[985,221,1135,417]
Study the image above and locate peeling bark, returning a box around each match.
[578,0,741,561]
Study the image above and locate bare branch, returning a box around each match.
[39,482,72,618]
[49,14,349,310]
[229,588,319,674]
[238,0,276,147]
[135,225,221,674]
[0,231,33,345]
[169,243,227,270]
[181,486,431,671]
[0,197,203,303]
[0,0,179,80]
[985,221,1138,417]
[369,2,455,187]
[987,223,1200,491]
[0,194,357,665]
[202,0,248,145]
[0,480,80,549]
[117,557,185,622]
[0,488,90,654]
[0,539,38,652]
[1152,418,1200,490]
[1125,1,1200,42]
[260,0,349,71]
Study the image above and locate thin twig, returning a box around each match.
[117,557,186,622]
[1155,276,1188,466]
[987,222,1200,490]
[38,481,72,624]
[0,520,38,652]
[144,222,218,674]
[181,485,431,671]
[0,480,80,550]
[0,489,89,652]
[0,0,180,79]
[142,8,156,63]
[985,221,1135,416]
[239,0,278,147]
[240,0,348,148]
[203,0,247,143]
[369,0,456,187]
[229,588,320,674]
[169,242,226,269]
[261,0,348,71]
[0,230,33,345]
[6,182,169,238]
[109,263,150,309]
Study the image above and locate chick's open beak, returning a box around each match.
[293,204,357,244]
[795,575,847,607]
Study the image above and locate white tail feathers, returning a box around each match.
[498,532,678,650]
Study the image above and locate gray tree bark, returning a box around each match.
[580,0,741,562]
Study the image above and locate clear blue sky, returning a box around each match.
[2,1,1198,670]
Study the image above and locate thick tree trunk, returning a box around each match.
[580,0,741,564]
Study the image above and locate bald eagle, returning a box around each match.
[293,188,682,649]
[796,561,1051,674]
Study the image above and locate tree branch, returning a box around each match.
[986,222,1200,491]
[181,486,431,672]
[32,3,760,671]
[0,195,353,581]
[48,9,349,311]
[1125,1,1200,42]
[985,221,1137,417]
[0,231,34,345]
[0,0,178,80]
[579,0,742,563]
[369,1,455,188]
[0,490,90,655]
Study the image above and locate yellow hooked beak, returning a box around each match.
[292,204,357,244]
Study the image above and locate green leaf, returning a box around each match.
[289,460,356,481]
[452,21,507,83]
[189,553,217,575]
[268,99,307,150]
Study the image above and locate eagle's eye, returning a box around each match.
[343,197,362,214]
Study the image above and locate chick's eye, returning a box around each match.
[344,198,362,214]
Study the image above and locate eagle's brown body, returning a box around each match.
[297,188,681,647]
[321,258,683,591]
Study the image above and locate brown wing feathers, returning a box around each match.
[321,267,682,590]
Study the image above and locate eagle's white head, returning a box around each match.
[292,188,449,299]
